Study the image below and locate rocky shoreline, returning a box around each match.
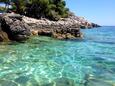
[0,13,100,42]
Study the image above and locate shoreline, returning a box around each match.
[0,13,100,42]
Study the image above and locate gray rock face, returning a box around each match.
[0,14,31,41]
[23,14,100,39]
[23,16,84,39]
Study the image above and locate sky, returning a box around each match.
[65,0,115,26]
[0,2,4,7]
[0,1,115,25]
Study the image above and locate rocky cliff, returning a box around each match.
[0,13,100,42]
[23,14,99,39]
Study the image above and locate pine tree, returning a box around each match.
[2,0,69,21]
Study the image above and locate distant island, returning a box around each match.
[0,0,100,42]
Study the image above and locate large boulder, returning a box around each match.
[0,14,31,41]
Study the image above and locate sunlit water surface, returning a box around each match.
[0,26,115,86]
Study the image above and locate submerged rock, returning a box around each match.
[86,78,113,86]
[83,74,114,86]
[28,78,40,86]
[41,82,54,86]
[39,77,75,86]
[14,76,29,84]
[0,79,18,86]
[0,13,31,41]
[54,77,75,86]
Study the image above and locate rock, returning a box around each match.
[80,25,86,29]
[41,83,54,86]
[0,30,9,42]
[54,77,75,86]
[38,29,53,37]
[91,23,101,27]
[0,23,9,42]
[8,14,23,20]
[0,13,31,41]
[52,28,81,39]
[83,74,113,86]
[40,77,75,86]
[28,78,40,86]
[0,79,18,86]
[14,76,29,84]
[0,13,100,41]
[31,30,38,35]
[86,78,113,86]
[22,14,99,39]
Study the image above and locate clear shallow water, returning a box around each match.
[0,26,115,86]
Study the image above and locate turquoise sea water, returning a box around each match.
[0,26,115,86]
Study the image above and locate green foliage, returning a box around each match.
[0,0,8,2]
[0,7,5,11]
[10,0,26,14]
[1,0,69,21]
[0,0,10,12]
[25,0,69,20]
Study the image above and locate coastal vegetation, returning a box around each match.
[0,0,69,21]
[0,6,5,11]
[0,0,10,11]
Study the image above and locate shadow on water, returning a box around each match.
[64,38,87,43]
[92,41,115,45]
